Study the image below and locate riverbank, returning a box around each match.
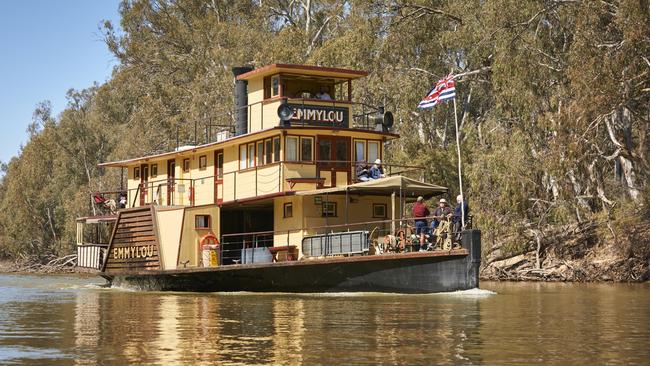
[0,256,77,274]
[482,220,650,282]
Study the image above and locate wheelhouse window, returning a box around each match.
[286,136,298,161]
[300,137,313,162]
[271,75,280,97]
[183,158,190,173]
[150,164,158,178]
[198,155,207,171]
[195,215,210,229]
[134,167,140,179]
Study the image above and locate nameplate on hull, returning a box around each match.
[103,206,161,273]
[287,104,349,128]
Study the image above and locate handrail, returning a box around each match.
[220,215,461,240]
[89,159,428,213]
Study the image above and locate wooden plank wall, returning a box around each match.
[102,206,161,273]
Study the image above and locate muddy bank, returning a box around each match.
[481,220,650,282]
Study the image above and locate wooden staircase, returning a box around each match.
[102,206,161,273]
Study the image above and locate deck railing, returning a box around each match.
[89,160,426,213]
[218,215,470,266]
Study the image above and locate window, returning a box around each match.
[355,140,366,163]
[300,137,313,162]
[286,136,298,161]
[264,139,272,164]
[195,215,210,229]
[150,164,158,178]
[322,202,337,217]
[273,137,281,162]
[271,75,280,97]
[216,152,223,179]
[373,204,387,218]
[134,167,140,179]
[239,145,247,170]
[199,155,207,170]
[368,141,380,163]
[183,158,190,173]
[256,141,264,166]
[283,203,293,218]
[248,143,255,168]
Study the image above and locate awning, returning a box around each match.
[295,176,447,200]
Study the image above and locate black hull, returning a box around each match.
[104,230,482,294]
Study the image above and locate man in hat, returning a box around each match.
[369,159,385,180]
[412,196,430,251]
[430,198,452,231]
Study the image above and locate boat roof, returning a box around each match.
[99,126,399,168]
[296,176,448,199]
[236,64,368,81]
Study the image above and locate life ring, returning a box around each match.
[200,233,220,247]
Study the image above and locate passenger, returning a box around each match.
[356,161,370,182]
[430,198,452,230]
[451,194,470,240]
[412,196,430,251]
[316,86,332,100]
[369,159,386,180]
[118,192,127,209]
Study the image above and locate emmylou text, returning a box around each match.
[292,108,344,123]
[112,244,156,260]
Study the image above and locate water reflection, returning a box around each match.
[0,275,649,365]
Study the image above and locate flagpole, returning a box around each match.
[452,96,465,229]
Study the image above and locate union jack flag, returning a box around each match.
[417,73,456,109]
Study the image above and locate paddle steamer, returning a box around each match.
[75,64,480,293]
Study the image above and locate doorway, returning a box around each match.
[167,159,176,205]
[139,164,149,206]
[317,136,351,187]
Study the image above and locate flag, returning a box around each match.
[417,73,456,109]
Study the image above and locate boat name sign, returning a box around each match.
[112,244,156,260]
[287,104,349,128]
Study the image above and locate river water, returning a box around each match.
[0,274,648,365]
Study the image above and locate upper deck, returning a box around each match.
[94,64,410,210]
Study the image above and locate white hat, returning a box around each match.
[374,159,381,165]
[439,198,447,204]
[417,196,424,202]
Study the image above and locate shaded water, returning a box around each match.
[0,274,648,365]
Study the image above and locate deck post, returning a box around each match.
[391,191,396,234]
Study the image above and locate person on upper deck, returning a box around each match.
[356,161,370,182]
[412,196,430,251]
[430,198,452,230]
[369,159,386,180]
[316,86,332,100]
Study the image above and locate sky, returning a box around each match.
[0,1,121,164]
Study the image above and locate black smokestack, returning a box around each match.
[232,66,253,136]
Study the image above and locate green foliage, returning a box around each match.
[0,0,648,259]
